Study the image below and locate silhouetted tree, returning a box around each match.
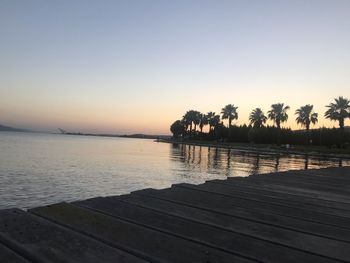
[192,111,201,132]
[182,111,192,132]
[249,108,267,128]
[221,104,238,139]
[295,104,318,131]
[170,120,185,139]
[268,103,290,129]
[206,112,216,131]
[221,104,238,129]
[182,110,200,132]
[210,115,221,131]
[325,96,350,131]
[199,113,208,133]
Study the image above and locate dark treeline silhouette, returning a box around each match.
[170,96,350,148]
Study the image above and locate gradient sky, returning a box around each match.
[1,0,350,134]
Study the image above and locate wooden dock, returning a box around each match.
[1,167,350,263]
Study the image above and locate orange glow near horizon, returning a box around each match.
[1,90,349,135]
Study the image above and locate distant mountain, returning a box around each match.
[0,124,29,132]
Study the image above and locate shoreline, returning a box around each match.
[159,139,350,160]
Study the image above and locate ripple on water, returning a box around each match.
[0,132,349,209]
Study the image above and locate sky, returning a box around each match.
[1,0,350,134]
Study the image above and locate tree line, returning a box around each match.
[170,96,350,147]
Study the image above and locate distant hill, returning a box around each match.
[56,130,170,139]
[0,124,29,132]
[119,134,171,139]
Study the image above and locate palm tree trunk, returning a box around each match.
[340,118,345,147]
[339,118,344,131]
[276,120,281,129]
[228,117,232,140]
[306,126,310,145]
[276,120,281,145]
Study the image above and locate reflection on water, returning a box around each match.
[170,143,348,178]
[0,132,349,210]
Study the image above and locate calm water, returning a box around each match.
[0,132,348,209]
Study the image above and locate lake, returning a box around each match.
[0,132,348,209]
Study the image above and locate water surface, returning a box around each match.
[0,132,348,209]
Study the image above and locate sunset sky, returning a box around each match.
[1,0,349,134]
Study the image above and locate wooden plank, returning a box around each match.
[208,179,350,211]
[117,193,350,243]
[267,169,350,185]
[245,174,350,196]
[176,182,350,218]
[132,187,350,238]
[226,177,350,203]
[151,186,350,229]
[223,176,350,204]
[118,192,350,242]
[300,167,350,179]
[75,197,337,263]
[247,169,350,191]
[30,202,253,263]
[0,243,30,263]
[250,171,350,188]
[0,208,147,263]
[253,168,350,183]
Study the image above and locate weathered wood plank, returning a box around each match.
[137,186,350,230]
[0,208,147,263]
[299,167,350,180]
[0,243,30,263]
[176,182,350,218]
[208,179,350,211]
[250,168,350,186]
[131,188,350,258]
[266,169,350,185]
[30,203,253,263]
[75,197,337,263]
[250,174,350,189]
[226,176,350,203]
[244,175,350,196]
[118,193,350,243]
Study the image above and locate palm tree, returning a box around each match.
[182,110,200,132]
[182,111,192,132]
[325,96,350,131]
[206,112,216,131]
[249,108,267,128]
[209,115,221,131]
[192,111,201,132]
[221,104,238,129]
[268,103,290,129]
[295,104,318,131]
[199,114,208,133]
